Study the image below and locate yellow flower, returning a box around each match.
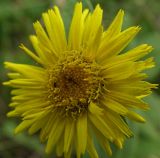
[4,2,156,158]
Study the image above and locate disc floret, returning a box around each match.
[47,51,101,118]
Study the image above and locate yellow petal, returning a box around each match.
[15,120,34,134]
[7,73,21,79]
[116,44,152,62]
[136,57,155,72]
[91,123,112,156]
[101,97,128,115]
[82,4,103,58]
[102,9,124,40]
[45,118,65,154]
[64,119,74,152]
[64,146,72,158]
[97,26,141,63]
[114,138,124,149]
[107,90,150,110]
[106,80,157,97]
[89,112,114,141]
[105,44,153,68]
[19,44,43,64]
[7,110,19,117]
[87,133,99,158]
[29,35,56,65]
[40,114,56,143]
[28,114,49,135]
[101,61,135,81]
[68,2,83,50]
[42,7,67,53]
[56,135,64,157]
[88,102,103,116]
[76,114,87,156]
[33,21,58,58]
[4,79,44,89]
[84,26,103,59]
[4,62,45,80]
[105,110,132,137]
[127,111,146,123]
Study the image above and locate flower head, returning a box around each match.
[4,2,156,158]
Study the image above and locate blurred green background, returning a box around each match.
[0,0,160,158]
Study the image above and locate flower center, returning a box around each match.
[47,52,101,118]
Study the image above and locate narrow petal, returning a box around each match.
[102,9,124,41]
[56,135,64,157]
[92,124,112,156]
[64,119,74,152]
[15,120,34,134]
[100,97,128,115]
[127,111,146,123]
[33,21,58,58]
[7,73,21,79]
[89,112,114,141]
[29,35,57,65]
[28,113,49,135]
[83,26,103,59]
[45,118,65,154]
[4,62,45,80]
[42,7,67,53]
[114,138,124,149]
[103,44,153,69]
[136,57,155,72]
[106,90,149,110]
[108,44,153,66]
[64,146,72,158]
[101,61,135,81]
[87,133,99,158]
[106,81,157,97]
[104,110,133,137]
[4,79,44,89]
[97,26,141,63]
[76,114,87,156]
[11,89,46,96]
[19,44,43,64]
[82,4,103,58]
[68,2,83,50]
[88,102,103,116]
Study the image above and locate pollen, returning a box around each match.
[47,52,101,118]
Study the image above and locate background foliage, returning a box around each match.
[0,0,160,158]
